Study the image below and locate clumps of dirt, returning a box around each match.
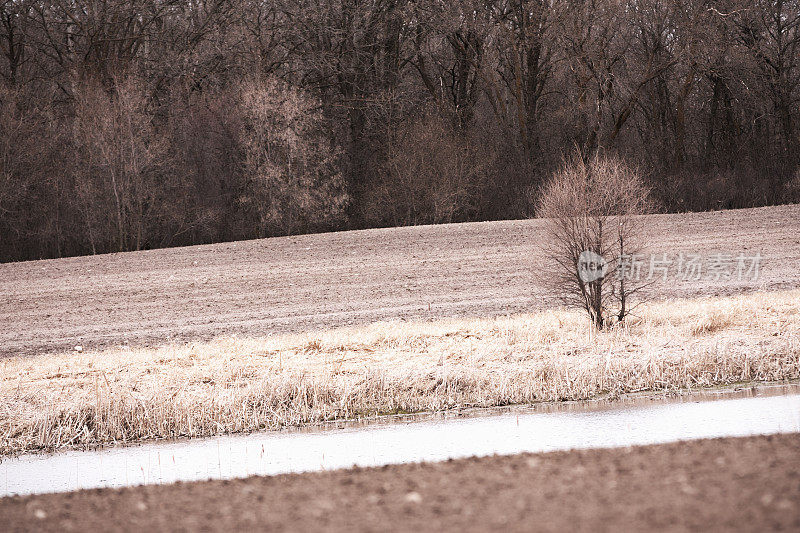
[1,434,798,532]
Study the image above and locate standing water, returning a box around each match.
[2,385,799,497]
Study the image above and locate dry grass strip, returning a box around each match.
[2,290,799,455]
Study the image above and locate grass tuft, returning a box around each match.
[690,309,737,336]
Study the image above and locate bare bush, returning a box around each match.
[166,87,247,245]
[537,153,653,329]
[363,113,492,226]
[789,169,800,203]
[239,77,349,236]
[71,76,170,253]
[0,83,72,259]
[0,85,36,240]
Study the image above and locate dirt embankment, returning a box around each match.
[1,433,798,532]
[2,205,800,357]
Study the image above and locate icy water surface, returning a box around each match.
[3,384,799,497]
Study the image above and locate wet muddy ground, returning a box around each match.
[2,433,798,532]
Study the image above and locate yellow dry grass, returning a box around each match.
[2,289,799,455]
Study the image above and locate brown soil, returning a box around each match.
[3,205,800,357]
[1,433,797,532]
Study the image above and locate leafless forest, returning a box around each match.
[1,1,799,262]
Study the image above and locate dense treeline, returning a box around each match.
[1,1,799,262]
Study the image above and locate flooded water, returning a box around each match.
[3,385,799,497]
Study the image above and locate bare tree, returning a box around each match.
[363,111,492,226]
[536,153,653,329]
[0,81,72,259]
[734,1,800,157]
[409,0,488,130]
[0,0,32,85]
[1,0,799,263]
[239,77,349,236]
[71,75,170,252]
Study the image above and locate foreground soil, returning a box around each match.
[1,433,798,532]
[3,205,800,356]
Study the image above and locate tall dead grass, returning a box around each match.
[1,290,798,455]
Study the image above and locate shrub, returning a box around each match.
[239,78,349,236]
[362,113,491,226]
[71,75,171,253]
[537,153,653,328]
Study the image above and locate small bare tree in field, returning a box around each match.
[537,154,653,329]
